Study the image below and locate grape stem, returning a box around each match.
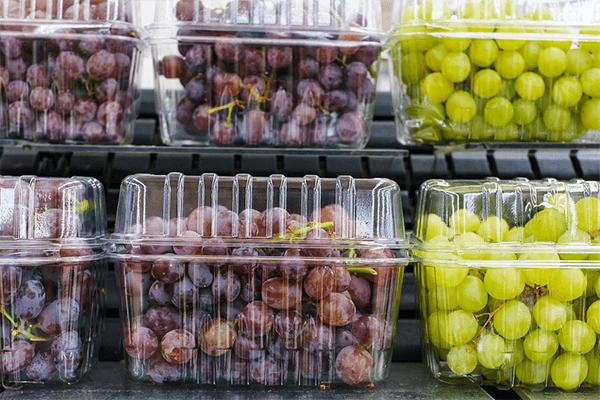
[346,267,377,275]
[329,6,346,27]
[0,306,49,342]
[285,221,334,238]
[472,300,508,345]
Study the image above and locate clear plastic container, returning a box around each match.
[0,0,137,24]
[388,0,600,144]
[109,172,408,386]
[413,177,600,391]
[0,176,107,386]
[148,0,383,147]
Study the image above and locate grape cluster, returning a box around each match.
[394,0,600,143]
[156,0,381,147]
[117,204,400,386]
[418,194,600,390]
[0,27,139,143]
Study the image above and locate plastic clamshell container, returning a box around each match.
[388,0,600,144]
[413,177,600,391]
[0,0,144,144]
[148,0,383,147]
[0,175,107,386]
[110,172,407,386]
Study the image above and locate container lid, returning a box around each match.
[413,177,600,265]
[150,0,382,38]
[0,176,107,264]
[110,173,407,264]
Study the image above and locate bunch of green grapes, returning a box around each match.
[393,0,600,143]
[418,195,600,390]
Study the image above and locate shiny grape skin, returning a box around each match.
[239,301,275,337]
[334,345,373,386]
[25,351,57,381]
[1,341,35,375]
[211,270,241,303]
[15,280,46,320]
[124,326,158,360]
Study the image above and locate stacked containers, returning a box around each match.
[413,178,600,390]
[110,173,408,386]
[0,0,144,144]
[0,176,107,386]
[148,0,383,148]
[388,0,600,144]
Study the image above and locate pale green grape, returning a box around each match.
[519,246,559,286]
[580,27,600,52]
[470,39,499,68]
[497,79,516,100]
[493,122,520,141]
[581,68,600,97]
[425,43,448,72]
[558,320,596,354]
[528,6,554,21]
[426,310,452,349]
[477,216,509,243]
[442,35,471,53]
[552,76,583,108]
[537,47,567,78]
[523,329,559,362]
[441,52,472,83]
[447,344,478,375]
[566,48,592,75]
[417,0,452,21]
[428,285,460,311]
[425,259,469,289]
[585,349,600,385]
[449,208,481,234]
[533,297,567,332]
[581,98,600,130]
[494,300,532,340]
[557,229,591,260]
[397,27,439,53]
[515,72,545,100]
[440,310,478,346]
[484,97,514,127]
[512,99,537,125]
[541,28,572,53]
[504,339,525,367]
[545,193,576,220]
[473,69,502,99]
[518,41,542,71]
[495,51,525,79]
[484,268,525,300]
[401,52,428,84]
[457,275,488,313]
[446,91,477,122]
[549,268,587,302]
[543,105,571,133]
[530,208,567,243]
[550,352,587,390]
[425,213,448,241]
[585,270,600,296]
[477,334,506,369]
[516,358,551,385]
[505,226,526,242]
[495,27,526,51]
[453,232,489,260]
[423,72,455,103]
[587,300,600,334]
[574,197,600,233]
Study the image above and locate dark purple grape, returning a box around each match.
[171,276,197,309]
[299,57,319,78]
[175,0,202,21]
[239,301,274,337]
[8,57,27,81]
[162,55,185,78]
[318,64,343,90]
[212,270,240,302]
[144,305,182,339]
[220,355,250,383]
[81,121,104,144]
[199,318,237,357]
[335,330,358,353]
[292,104,316,126]
[304,266,334,300]
[148,352,183,383]
[86,49,115,81]
[269,334,298,361]
[73,97,97,122]
[336,112,365,144]
[238,209,266,238]
[56,91,75,114]
[25,351,57,381]
[38,111,64,140]
[8,80,30,103]
[95,78,119,103]
[324,90,348,112]
[187,207,214,237]
[343,90,358,112]
[78,36,104,55]
[315,47,339,64]
[192,104,214,131]
[345,61,368,90]
[261,277,302,310]
[242,110,266,145]
[353,45,380,66]
[30,87,55,110]
[149,281,173,306]
[214,209,238,237]
[1,37,21,59]
[0,266,22,305]
[188,260,214,288]
[347,275,371,311]
[335,345,373,386]
[280,248,308,282]
[302,318,333,354]
[297,79,324,106]
[299,351,325,380]
[152,257,185,283]
[56,51,84,79]
[114,52,131,83]
[213,72,242,97]
[274,310,303,340]
[185,44,210,74]
[217,298,246,322]
[1,341,35,375]
[267,47,292,70]
[215,37,245,63]
[251,354,283,385]
[234,333,262,360]
[51,330,82,376]
[303,228,334,257]
[351,315,390,348]
[176,96,197,125]
[270,88,292,122]
[183,309,212,337]
[8,101,35,128]
[161,329,195,364]
[15,280,45,320]
[244,47,266,75]
[241,75,265,103]
[185,77,206,103]
[97,101,124,126]
[333,266,351,292]
[209,120,235,145]
[279,122,307,147]
[124,326,158,360]
[319,292,356,326]
[262,207,290,236]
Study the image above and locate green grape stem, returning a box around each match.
[472,300,508,345]
[0,306,49,342]
[329,6,346,27]
[346,267,377,275]
[285,221,334,238]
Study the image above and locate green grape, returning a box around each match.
[580,26,600,52]
[523,329,559,362]
[484,268,525,300]
[469,116,496,141]
[484,97,514,127]
[558,320,596,354]
[537,47,567,78]
[519,246,559,286]
[543,105,571,132]
[450,208,481,234]
[497,79,516,100]
[518,41,543,71]
[585,270,600,296]
[425,258,469,288]
[515,72,546,100]
[548,268,587,302]
[540,28,572,53]
[493,300,532,340]
[423,72,455,103]
[453,232,490,260]
[440,310,478,346]
[548,121,580,143]
[516,358,551,385]
[494,122,520,141]
[490,251,517,261]
[457,275,488,313]
[426,310,452,349]
[574,197,600,233]
[446,91,477,122]
[401,52,428,84]
[441,52,471,83]
[417,0,452,21]
[565,304,576,322]
[477,334,506,369]
[585,349,600,385]
[532,297,567,332]
[505,226,526,242]
[397,28,439,54]
[566,48,593,76]
[587,300,600,334]
[401,5,417,22]
[442,121,470,141]
[477,216,509,243]
[428,285,460,311]
[550,352,588,390]
[470,39,499,68]
[557,229,591,260]
[442,37,471,54]
[530,208,567,242]
[504,339,525,367]
[581,68,600,97]
[581,98,600,130]
[528,5,554,21]
[597,272,600,297]
[425,43,449,72]
[473,69,502,99]
[495,50,525,79]
[495,27,526,51]
[425,213,448,240]
[545,193,576,220]
[552,76,583,108]
[512,99,537,126]
[447,344,478,375]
